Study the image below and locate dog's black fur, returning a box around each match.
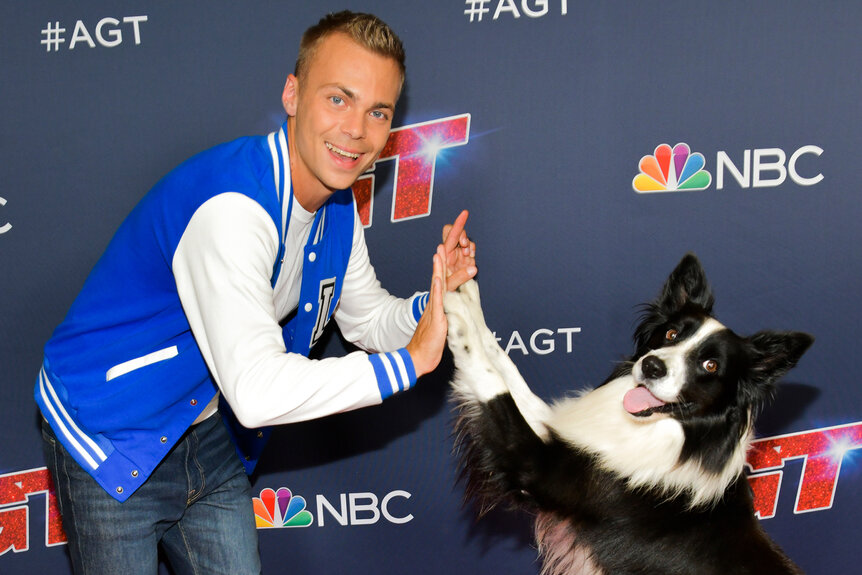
[444,254,812,574]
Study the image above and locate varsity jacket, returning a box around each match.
[36,122,427,502]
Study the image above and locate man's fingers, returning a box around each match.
[442,224,452,243]
[431,252,442,299]
[446,267,477,292]
[443,210,469,252]
[437,244,448,287]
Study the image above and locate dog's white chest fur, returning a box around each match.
[548,378,687,484]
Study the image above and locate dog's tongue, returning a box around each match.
[623,386,666,414]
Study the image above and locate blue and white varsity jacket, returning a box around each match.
[36,122,427,501]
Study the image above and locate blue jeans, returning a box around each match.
[42,413,262,575]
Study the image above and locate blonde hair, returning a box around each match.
[295,11,406,85]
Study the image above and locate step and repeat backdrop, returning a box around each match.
[2,2,860,573]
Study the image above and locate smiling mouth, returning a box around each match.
[326,142,360,160]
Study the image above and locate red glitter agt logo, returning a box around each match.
[0,467,66,556]
[2,420,860,556]
[352,114,471,227]
[746,421,862,519]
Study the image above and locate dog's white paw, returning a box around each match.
[445,282,509,401]
[458,278,481,306]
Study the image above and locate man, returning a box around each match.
[36,11,475,574]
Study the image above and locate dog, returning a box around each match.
[444,254,813,574]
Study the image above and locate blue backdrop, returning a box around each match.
[2,2,860,573]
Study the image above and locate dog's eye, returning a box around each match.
[665,329,679,341]
[703,360,718,373]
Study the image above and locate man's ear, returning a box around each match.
[282,74,299,116]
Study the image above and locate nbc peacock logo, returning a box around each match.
[253,487,314,528]
[633,143,712,193]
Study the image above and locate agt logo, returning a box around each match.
[253,487,412,529]
[494,327,582,356]
[40,16,148,52]
[353,114,470,228]
[464,0,569,22]
[747,421,862,519]
[633,142,823,193]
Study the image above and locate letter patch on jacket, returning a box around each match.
[311,278,337,347]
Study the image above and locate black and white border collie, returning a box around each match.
[444,254,813,575]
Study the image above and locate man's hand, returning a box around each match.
[441,210,477,292]
[406,211,478,378]
[406,246,448,378]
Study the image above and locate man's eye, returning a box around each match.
[370,110,388,120]
[330,96,344,105]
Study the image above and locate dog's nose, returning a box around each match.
[641,355,667,380]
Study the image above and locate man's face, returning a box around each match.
[283,32,401,201]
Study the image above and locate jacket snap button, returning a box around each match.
[131,470,139,478]
[190,399,197,406]
[304,303,312,312]
[116,486,124,494]
[308,252,316,262]
[160,436,168,443]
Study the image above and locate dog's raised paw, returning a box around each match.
[458,278,481,305]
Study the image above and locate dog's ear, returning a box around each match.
[632,254,715,355]
[747,331,814,384]
[738,331,814,412]
[657,253,715,315]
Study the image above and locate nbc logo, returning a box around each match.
[252,486,413,528]
[633,143,711,193]
[253,487,313,528]
[633,142,823,193]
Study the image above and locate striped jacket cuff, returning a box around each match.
[369,348,417,400]
[411,292,429,323]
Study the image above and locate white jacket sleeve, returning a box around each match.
[172,192,417,429]
[334,208,429,352]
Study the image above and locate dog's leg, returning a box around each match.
[459,280,553,438]
[445,280,551,441]
[444,281,508,402]
[446,281,554,513]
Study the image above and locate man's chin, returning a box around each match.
[323,175,361,192]
[324,166,372,191]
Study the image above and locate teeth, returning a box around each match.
[326,142,359,159]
